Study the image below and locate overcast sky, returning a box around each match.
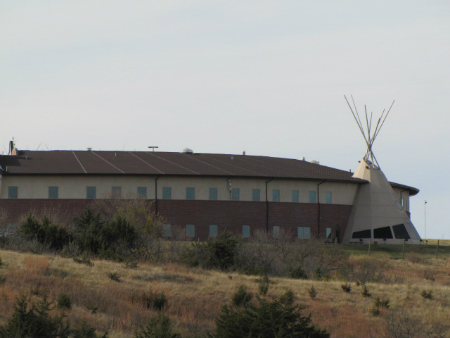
[1,1,449,239]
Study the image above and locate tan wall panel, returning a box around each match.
[2,175,359,206]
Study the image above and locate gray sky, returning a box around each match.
[1,1,449,239]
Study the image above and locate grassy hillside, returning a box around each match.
[1,247,449,338]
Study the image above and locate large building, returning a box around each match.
[0,144,420,243]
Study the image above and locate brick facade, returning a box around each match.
[0,199,352,242]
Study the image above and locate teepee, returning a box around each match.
[343,96,421,244]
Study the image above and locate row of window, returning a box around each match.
[162,224,333,240]
[7,185,332,203]
[163,187,332,203]
[7,186,148,199]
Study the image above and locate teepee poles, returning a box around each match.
[344,95,395,168]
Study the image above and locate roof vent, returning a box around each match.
[183,148,193,154]
[310,160,320,164]
[87,148,92,151]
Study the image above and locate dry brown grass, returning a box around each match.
[0,249,449,338]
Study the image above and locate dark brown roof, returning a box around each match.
[1,150,365,183]
[0,150,419,195]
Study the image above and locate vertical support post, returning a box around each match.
[402,239,406,259]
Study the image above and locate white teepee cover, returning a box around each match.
[343,159,421,243]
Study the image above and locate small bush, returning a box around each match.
[341,283,351,293]
[376,297,390,309]
[135,313,180,338]
[308,285,318,299]
[57,293,72,310]
[290,266,308,279]
[139,291,168,311]
[20,215,73,252]
[258,275,269,296]
[153,292,168,312]
[108,272,121,282]
[372,296,390,316]
[0,274,6,285]
[371,305,381,317]
[232,286,252,307]
[73,256,94,267]
[279,290,295,305]
[124,261,139,269]
[361,285,372,297]
[181,231,239,271]
[421,290,433,300]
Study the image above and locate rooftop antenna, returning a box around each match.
[344,95,395,168]
[148,146,159,152]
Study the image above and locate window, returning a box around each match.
[298,227,311,239]
[209,188,218,200]
[162,187,172,199]
[231,188,240,201]
[186,224,195,237]
[326,227,332,240]
[112,186,121,198]
[309,191,316,203]
[186,187,195,200]
[273,226,280,238]
[8,186,18,199]
[292,190,299,203]
[272,189,280,202]
[252,189,260,201]
[209,225,218,237]
[325,192,332,204]
[162,224,172,237]
[86,186,96,199]
[137,187,147,199]
[48,186,59,199]
[242,225,251,238]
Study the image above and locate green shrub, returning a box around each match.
[361,285,371,297]
[0,295,71,338]
[290,266,308,279]
[421,290,433,300]
[258,275,269,296]
[308,286,318,299]
[181,231,239,271]
[341,283,351,293]
[139,291,168,311]
[135,313,180,338]
[57,293,72,310]
[232,286,253,307]
[72,321,108,338]
[73,209,138,260]
[20,215,73,251]
[73,256,94,266]
[371,296,390,316]
[0,274,5,285]
[153,292,168,312]
[375,297,390,309]
[279,290,295,305]
[211,288,329,338]
[108,272,121,282]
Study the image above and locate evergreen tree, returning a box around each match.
[211,290,329,338]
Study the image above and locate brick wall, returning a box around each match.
[0,199,351,242]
